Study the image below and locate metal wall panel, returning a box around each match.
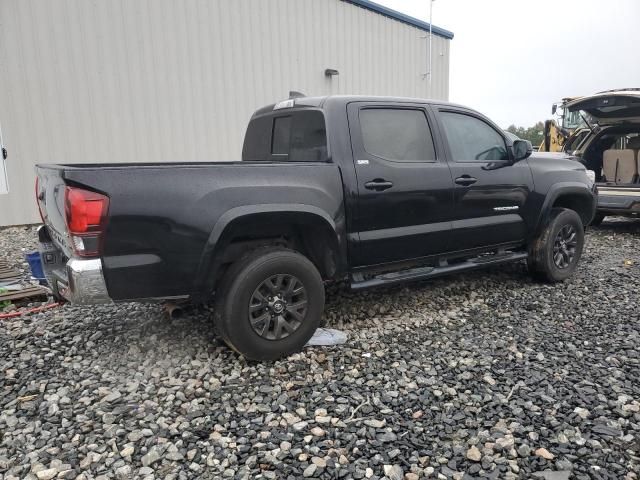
[0,0,451,226]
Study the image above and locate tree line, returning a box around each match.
[506,122,544,146]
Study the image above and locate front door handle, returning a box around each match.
[455,175,478,186]
[364,179,393,191]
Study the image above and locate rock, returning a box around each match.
[466,446,482,462]
[517,444,531,457]
[127,430,144,442]
[383,464,404,480]
[363,418,386,428]
[280,441,291,451]
[378,432,398,443]
[495,435,515,450]
[141,447,162,467]
[592,424,622,437]
[310,426,325,437]
[483,374,497,386]
[36,469,58,480]
[103,390,122,403]
[573,407,590,419]
[303,464,317,477]
[532,471,571,480]
[388,448,401,459]
[311,456,326,468]
[292,421,308,432]
[115,466,132,479]
[535,448,555,460]
[120,446,134,457]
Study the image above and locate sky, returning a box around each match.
[376,0,640,128]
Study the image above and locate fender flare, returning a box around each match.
[535,182,596,233]
[194,203,342,297]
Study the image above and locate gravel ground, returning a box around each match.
[1,221,639,480]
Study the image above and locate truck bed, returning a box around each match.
[36,161,345,300]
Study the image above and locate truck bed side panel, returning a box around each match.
[55,163,345,300]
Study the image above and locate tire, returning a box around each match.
[213,248,325,361]
[527,208,584,283]
[590,213,605,226]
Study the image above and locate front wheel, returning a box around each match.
[213,248,325,361]
[528,208,585,283]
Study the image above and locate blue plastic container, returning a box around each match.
[25,251,46,283]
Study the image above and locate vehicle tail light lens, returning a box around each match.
[64,187,109,257]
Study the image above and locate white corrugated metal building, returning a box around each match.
[0,0,453,226]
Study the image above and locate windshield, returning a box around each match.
[562,109,586,130]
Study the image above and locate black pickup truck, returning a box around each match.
[36,95,597,360]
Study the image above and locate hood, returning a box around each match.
[566,89,640,125]
[527,152,586,181]
[527,151,586,171]
[528,151,580,162]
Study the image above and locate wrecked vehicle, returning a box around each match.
[559,89,640,224]
[35,95,596,360]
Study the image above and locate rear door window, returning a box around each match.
[359,108,436,162]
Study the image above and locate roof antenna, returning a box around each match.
[289,91,306,99]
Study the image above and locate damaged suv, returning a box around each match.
[562,89,640,224]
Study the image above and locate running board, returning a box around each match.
[350,252,528,290]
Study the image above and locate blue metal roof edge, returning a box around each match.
[343,0,454,39]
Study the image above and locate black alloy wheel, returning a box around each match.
[552,224,578,269]
[248,274,307,340]
[213,248,325,361]
[527,207,584,283]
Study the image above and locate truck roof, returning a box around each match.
[252,95,467,117]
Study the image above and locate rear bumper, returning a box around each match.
[38,226,111,304]
[597,187,640,216]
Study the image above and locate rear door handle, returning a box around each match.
[364,179,393,191]
[455,175,477,186]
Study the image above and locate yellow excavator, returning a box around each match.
[539,97,586,152]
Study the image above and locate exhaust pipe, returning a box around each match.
[163,302,185,320]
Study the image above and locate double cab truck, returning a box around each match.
[36,95,597,360]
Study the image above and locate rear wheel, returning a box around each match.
[528,208,584,282]
[213,248,324,361]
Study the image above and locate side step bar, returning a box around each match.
[350,251,528,290]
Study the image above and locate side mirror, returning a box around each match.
[512,139,532,162]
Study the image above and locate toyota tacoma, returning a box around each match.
[36,95,597,360]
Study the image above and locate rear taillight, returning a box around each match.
[64,187,109,257]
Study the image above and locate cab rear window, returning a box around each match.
[243,110,328,162]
